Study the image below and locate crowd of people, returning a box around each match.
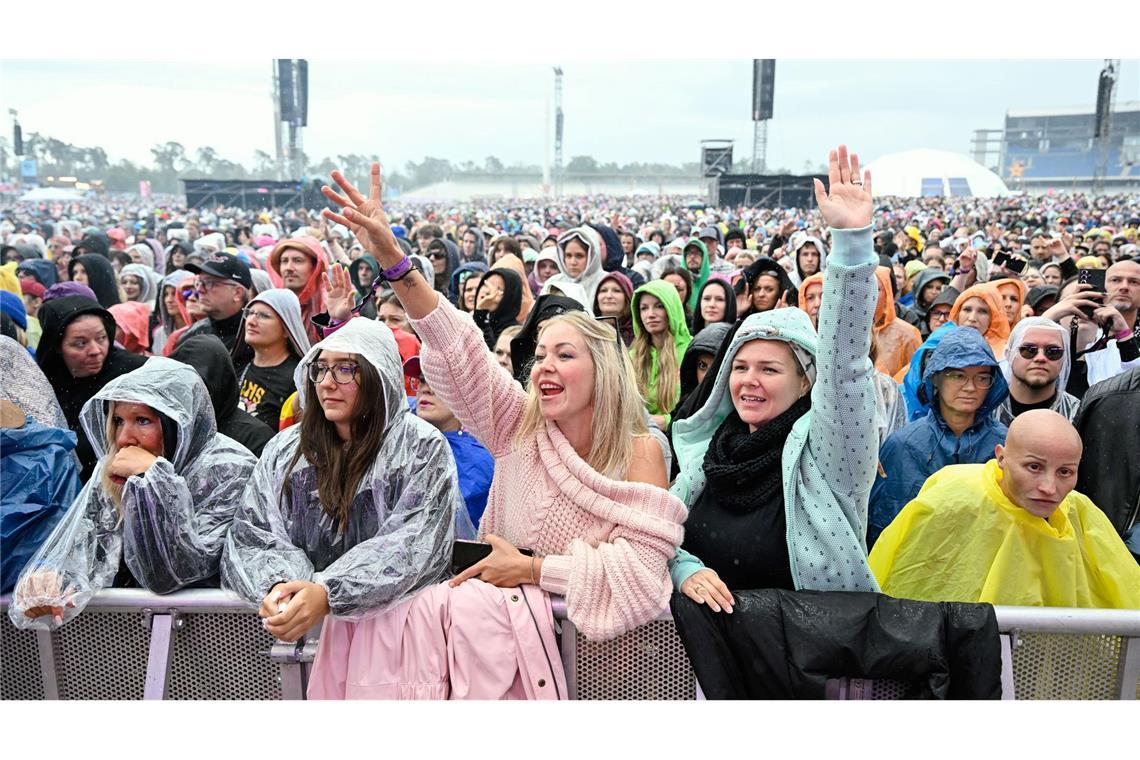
[2,143,1138,700]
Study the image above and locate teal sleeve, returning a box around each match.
[827,224,875,267]
[668,547,706,590]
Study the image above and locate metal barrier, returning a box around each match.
[3,590,1138,700]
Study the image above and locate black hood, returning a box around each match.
[691,278,737,334]
[509,294,586,384]
[587,223,626,272]
[474,267,524,346]
[37,295,117,372]
[737,256,798,311]
[168,333,239,424]
[70,253,121,308]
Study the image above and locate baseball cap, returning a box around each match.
[185,253,253,290]
[698,225,722,245]
[402,355,421,379]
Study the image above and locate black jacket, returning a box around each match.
[1074,366,1140,542]
[36,296,146,481]
[671,589,1002,699]
[168,334,275,458]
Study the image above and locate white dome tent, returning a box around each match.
[864,149,1010,198]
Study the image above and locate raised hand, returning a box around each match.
[321,163,402,267]
[813,145,872,230]
[321,262,356,323]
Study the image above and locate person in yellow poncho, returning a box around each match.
[869,409,1140,609]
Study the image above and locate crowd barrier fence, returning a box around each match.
[2,590,1137,700]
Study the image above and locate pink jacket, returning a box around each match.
[411,293,687,642]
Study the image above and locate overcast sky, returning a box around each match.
[1,59,1136,175]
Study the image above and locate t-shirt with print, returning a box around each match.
[238,356,300,431]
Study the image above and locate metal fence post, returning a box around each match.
[142,610,178,700]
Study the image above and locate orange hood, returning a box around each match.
[797,272,825,326]
[992,278,1027,327]
[873,266,896,333]
[949,283,1011,359]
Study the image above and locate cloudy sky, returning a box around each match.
[1,58,1136,176]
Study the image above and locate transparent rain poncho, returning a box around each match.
[8,357,257,629]
[221,317,473,620]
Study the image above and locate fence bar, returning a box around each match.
[1119,637,1140,701]
[142,613,176,700]
[34,629,59,700]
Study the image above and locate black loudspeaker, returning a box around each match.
[13,123,22,155]
[277,59,295,123]
[296,60,309,127]
[752,59,775,121]
[1094,68,1112,139]
[702,146,734,177]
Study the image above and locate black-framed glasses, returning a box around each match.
[307,361,360,385]
[1018,343,1064,361]
[940,369,994,388]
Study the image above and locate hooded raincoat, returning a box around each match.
[545,226,607,314]
[151,270,194,354]
[37,296,147,481]
[994,317,1080,426]
[221,317,471,620]
[631,280,692,425]
[594,271,636,346]
[870,461,1140,609]
[108,301,152,354]
[70,254,121,308]
[473,268,525,349]
[669,226,881,593]
[867,327,1009,547]
[679,238,711,313]
[349,253,380,299]
[489,254,535,325]
[1,335,68,430]
[872,266,922,378]
[119,263,158,305]
[691,277,737,335]
[910,267,951,323]
[8,357,257,629]
[738,256,798,318]
[991,277,1027,329]
[16,258,58,288]
[949,283,1011,360]
[449,262,489,309]
[269,237,328,346]
[787,235,829,288]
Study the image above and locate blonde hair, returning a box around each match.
[631,305,681,413]
[515,311,648,478]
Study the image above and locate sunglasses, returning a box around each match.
[1018,343,1064,361]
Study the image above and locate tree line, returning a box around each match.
[4,132,818,196]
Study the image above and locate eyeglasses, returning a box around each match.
[929,309,951,323]
[1018,343,1064,361]
[242,307,278,323]
[194,278,237,294]
[940,369,994,388]
[307,361,360,385]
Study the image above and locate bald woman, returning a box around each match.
[869,410,1140,609]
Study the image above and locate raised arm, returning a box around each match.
[808,146,879,541]
[320,164,527,454]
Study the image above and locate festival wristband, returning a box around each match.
[381,256,413,282]
[1115,329,1134,341]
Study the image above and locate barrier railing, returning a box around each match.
[3,591,1137,700]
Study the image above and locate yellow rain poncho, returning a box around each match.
[869,461,1140,609]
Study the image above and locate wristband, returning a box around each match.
[380,256,413,282]
[1115,329,1134,342]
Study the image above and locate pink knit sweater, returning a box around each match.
[412,294,687,641]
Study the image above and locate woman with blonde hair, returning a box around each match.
[318,163,685,697]
[630,279,692,431]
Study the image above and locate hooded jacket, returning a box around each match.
[898,322,958,420]
[873,266,922,378]
[994,317,1080,426]
[449,262,489,308]
[529,248,559,295]
[168,334,275,457]
[152,270,194,352]
[990,277,1027,329]
[231,288,312,364]
[460,227,486,264]
[870,461,1140,609]
[508,294,586,385]
[737,256,798,318]
[593,271,636,346]
[430,239,463,294]
[1073,366,1140,543]
[269,237,328,346]
[108,301,152,354]
[868,327,1010,547]
[787,235,829,288]
[221,317,470,619]
[670,226,881,594]
[949,283,1012,360]
[677,322,732,407]
[678,238,712,313]
[119,263,157,305]
[8,357,257,629]
[489,253,534,326]
[70,254,121,308]
[349,254,380,299]
[690,276,736,336]
[36,296,147,481]
[631,279,693,421]
[16,258,58,288]
[910,267,951,318]
[1,335,68,430]
[473,268,526,350]
[545,226,607,314]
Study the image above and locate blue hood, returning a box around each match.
[448,262,489,304]
[920,327,1008,420]
[901,322,956,421]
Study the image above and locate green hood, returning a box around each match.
[631,279,693,352]
[680,238,710,311]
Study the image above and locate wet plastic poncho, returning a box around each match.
[8,357,257,629]
[1,335,67,430]
[221,317,473,620]
[869,461,1140,609]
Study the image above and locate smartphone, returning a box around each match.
[992,251,1010,267]
[1006,256,1027,274]
[1078,268,1107,293]
[451,540,534,575]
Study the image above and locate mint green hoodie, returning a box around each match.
[631,279,693,425]
[669,225,881,593]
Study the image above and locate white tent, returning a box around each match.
[17,187,87,202]
[864,149,1009,198]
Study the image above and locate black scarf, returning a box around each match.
[702,394,812,513]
